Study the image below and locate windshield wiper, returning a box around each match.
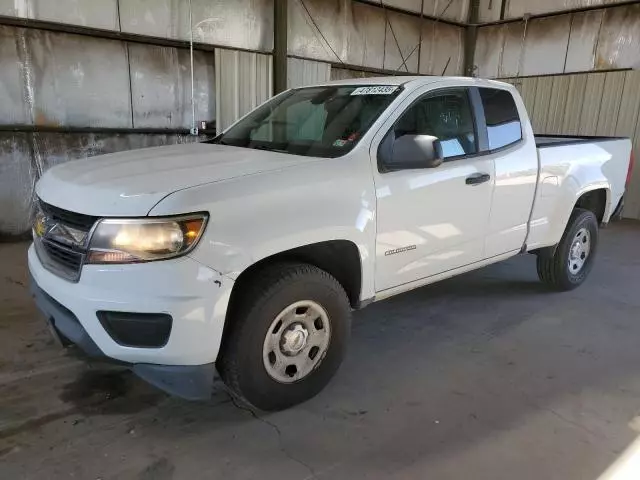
[250,144,290,154]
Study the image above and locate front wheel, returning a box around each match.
[537,208,599,291]
[219,263,351,411]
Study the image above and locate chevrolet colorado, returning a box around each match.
[29,76,634,410]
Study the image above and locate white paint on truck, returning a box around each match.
[29,76,633,408]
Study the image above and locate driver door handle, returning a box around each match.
[465,172,491,186]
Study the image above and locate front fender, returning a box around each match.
[149,154,377,301]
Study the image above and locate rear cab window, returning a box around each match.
[478,88,523,151]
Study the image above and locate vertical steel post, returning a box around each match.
[274,0,288,93]
[464,0,480,77]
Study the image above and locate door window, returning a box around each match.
[478,88,522,150]
[384,89,477,165]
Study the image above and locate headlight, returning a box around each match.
[86,214,208,264]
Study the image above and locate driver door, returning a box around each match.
[372,87,495,292]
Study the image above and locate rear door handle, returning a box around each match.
[465,173,491,186]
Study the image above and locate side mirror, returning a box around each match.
[388,134,443,170]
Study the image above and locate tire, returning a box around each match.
[219,262,351,411]
[536,208,599,291]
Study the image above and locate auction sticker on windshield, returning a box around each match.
[351,86,398,95]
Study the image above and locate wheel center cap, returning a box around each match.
[281,324,309,355]
[571,242,583,260]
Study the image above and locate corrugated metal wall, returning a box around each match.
[215,50,273,132]
[288,0,465,75]
[0,132,197,237]
[359,0,470,22]
[474,4,640,78]
[287,57,331,88]
[330,67,382,80]
[477,0,634,22]
[0,0,275,51]
[502,71,640,219]
[0,23,215,238]
[473,1,640,220]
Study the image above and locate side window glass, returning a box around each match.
[479,88,522,150]
[392,90,477,160]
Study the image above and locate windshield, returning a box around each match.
[212,85,402,158]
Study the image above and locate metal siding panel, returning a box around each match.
[34,132,196,172]
[432,22,464,75]
[0,0,29,17]
[287,57,331,88]
[595,71,625,136]
[0,26,30,125]
[518,77,538,122]
[330,67,381,80]
[562,74,588,134]
[624,118,640,219]
[615,71,640,138]
[361,0,469,21]
[359,0,422,14]
[531,77,553,134]
[545,75,571,134]
[595,5,640,70]
[423,0,470,22]
[478,0,502,23]
[618,73,640,219]
[345,3,386,70]
[564,10,602,73]
[27,29,132,128]
[498,22,525,78]
[505,0,609,19]
[129,44,215,129]
[119,0,274,51]
[215,49,272,133]
[288,0,347,64]
[117,0,175,38]
[474,25,505,79]
[0,130,198,238]
[420,21,464,75]
[383,10,420,72]
[257,53,274,106]
[30,0,119,30]
[0,133,34,237]
[521,16,570,76]
[578,72,606,135]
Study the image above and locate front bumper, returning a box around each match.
[28,244,234,399]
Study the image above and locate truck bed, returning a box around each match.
[535,134,628,148]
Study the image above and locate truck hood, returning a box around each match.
[36,143,315,216]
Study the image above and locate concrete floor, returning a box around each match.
[1,222,640,480]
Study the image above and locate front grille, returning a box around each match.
[42,239,83,270]
[40,201,98,232]
[36,238,85,282]
[35,199,96,282]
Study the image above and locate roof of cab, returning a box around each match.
[308,75,512,90]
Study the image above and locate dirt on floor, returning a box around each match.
[1,222,640,480]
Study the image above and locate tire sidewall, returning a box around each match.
[234,273,350,410]
[557,211,599,288]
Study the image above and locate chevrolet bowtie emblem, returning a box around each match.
[34,214,47,238]
[49,223,87,246]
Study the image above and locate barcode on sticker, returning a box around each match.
[351,86,398,96]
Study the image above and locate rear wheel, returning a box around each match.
[537,208,599,291]
[219,263,351,411]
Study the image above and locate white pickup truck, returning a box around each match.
[29,76,633,410]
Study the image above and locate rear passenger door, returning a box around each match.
[476,87,539,257]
